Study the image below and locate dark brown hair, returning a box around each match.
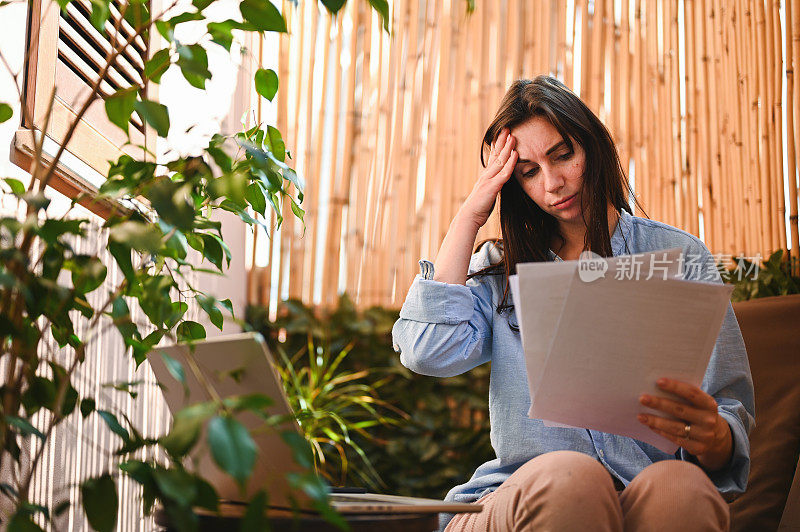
[470,76,645,318]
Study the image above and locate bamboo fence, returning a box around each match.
[249,0,800,312]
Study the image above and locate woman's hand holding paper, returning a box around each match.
[637,378,733,472]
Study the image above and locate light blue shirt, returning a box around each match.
[391,209,755,529]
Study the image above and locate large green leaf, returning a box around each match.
[88,0,110,32]
[265,126,286,162]
[38,218,86,243]
[207,416,257,486]
[368,0,390,31]
[159,401,216,458]
[109,221,162,252]
[81,474,118,532]
[177,320,207,341]
[0,103,13,123]
[239,0,286,32]
[177,44,211,89]
[97,410,130,443]
[67,255,107,294]
[321,0,346,14]
[152,468,197,507]
[197,295,224,330]
[146,180,195,231]
[161,351,186,385]
[254,68,278,101]
[134,99,170,137]
[144,48,171,83]
[108,242,135,282]
[207,19,241,50]
[3,177,25,194]
[7,513,45,532]
[245,182,267,216]
[105,87,137,134]
[200,234,223,270]
[6,416,45,440]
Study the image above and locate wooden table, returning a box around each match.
[154,506,440,532]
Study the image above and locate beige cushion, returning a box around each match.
[729,294,800,531]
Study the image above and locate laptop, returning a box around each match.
[147,332,482,516]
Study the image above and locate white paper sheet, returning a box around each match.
[511,249,685,402]
[510,249,731,453]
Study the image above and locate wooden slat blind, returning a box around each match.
[15,0,154,198]
[58,0,147,132]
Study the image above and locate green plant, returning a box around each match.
[723,250,800,301]
[0,1,392,530]
[247,295,495,499]
[273,333,406,490]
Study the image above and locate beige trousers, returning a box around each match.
[445,451,730,532]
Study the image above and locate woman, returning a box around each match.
[392,76,754,531]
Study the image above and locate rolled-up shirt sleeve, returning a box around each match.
[392,257,495,378]
[678,243,755,495]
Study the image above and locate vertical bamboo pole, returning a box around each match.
[646,0,663,221]
[523,0,535,75]
[394,0,419,300]
[670,0,684,230]
[454,3,472,223]
[684,0,699,237]
[514,0,527,78]
[349,5,374,305]
[611,0,622,143]
[320,12,345,307]
[732,0,753,253]
[386,0,411,304]
[440,0,459,243]
[787,0,800,267]
[635,0,649,215]
[372,8,401,305]
[664,0,679,226]
[542,0,554,75]
[344,1,368,301]
[579,0,591,98]
[747,0,765,254]
[769,0,787,252]
[360,19,387,306]
[384,1,407,305]
[589,0,605,112]
[694,0,712,248]
[705,0,725,251]
[323,1,360,306]
[755,0,773,255]
[556,0,567,79]
[426,0,445,264]
[718,0,734,252]
[281,0,305,302]
[299,4,323,303]
[792,0,800,267]
[304,13,332,305]
[565,0,577,87]
[618,0,632,178]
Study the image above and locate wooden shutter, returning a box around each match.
[14,0,156,208]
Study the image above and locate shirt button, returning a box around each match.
[598,450,604,458]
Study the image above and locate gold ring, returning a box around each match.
[684,424,691,438]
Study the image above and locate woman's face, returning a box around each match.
[510,116,586,226]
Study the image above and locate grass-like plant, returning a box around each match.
[273,331,407,491]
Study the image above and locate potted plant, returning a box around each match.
[0,0,388,530]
